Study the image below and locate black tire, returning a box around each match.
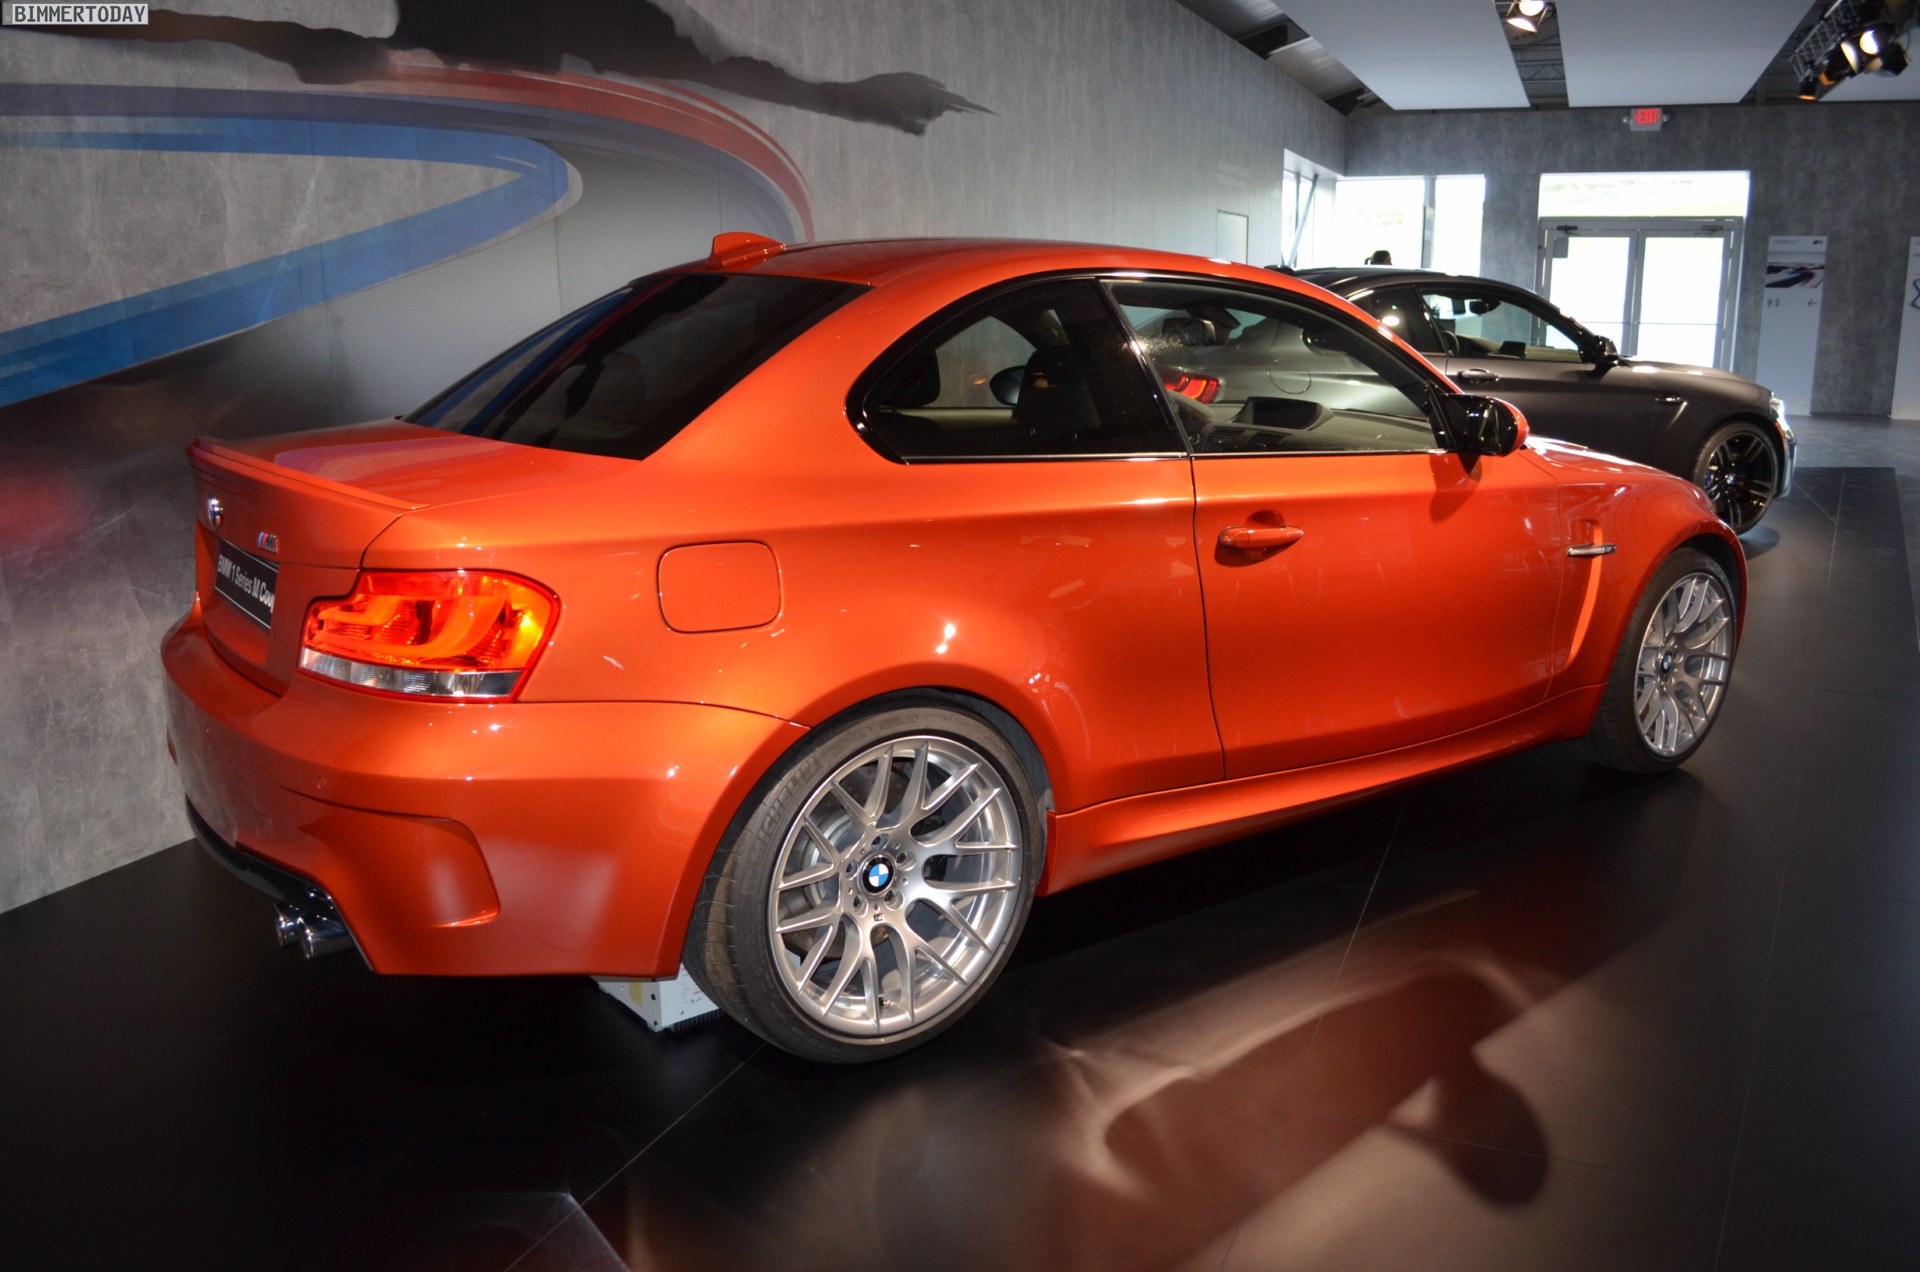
[1577,547,1738,774]
[1691,420,1780,534]
[686,701,1042,1064]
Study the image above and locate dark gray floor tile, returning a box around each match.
[1221,1109,1723,1272]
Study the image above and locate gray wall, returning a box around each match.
[0,0,1343,914]
[695,0,1345,258]
[1346,101,1920,415]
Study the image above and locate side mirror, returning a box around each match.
[1581,334,1619,375]
[1433,392,1527,458]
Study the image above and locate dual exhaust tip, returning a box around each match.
[274,904,354,959]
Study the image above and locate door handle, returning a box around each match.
[1220,524,1305,553]
[1457,368,1501,387]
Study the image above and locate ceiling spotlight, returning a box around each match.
[1839,36,1865,71]
[1505,0,1549,33]
[1879,40,1910,73]
[1796,75,1821,99]
[1860,25,1886,56]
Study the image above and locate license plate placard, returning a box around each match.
[214,540,278,631]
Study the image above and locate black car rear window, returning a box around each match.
[410,272,863,460]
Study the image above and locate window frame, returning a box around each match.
[847,272,1188,465]
[1101,272,1458,460]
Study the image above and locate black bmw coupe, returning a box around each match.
[1294,267,1794,533]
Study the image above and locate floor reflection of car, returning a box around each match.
[1292,266,1794,534]
[164,236,1745,1065]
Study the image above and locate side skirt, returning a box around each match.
[1039,686,1605,894]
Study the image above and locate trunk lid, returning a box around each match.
[187,421,619,693]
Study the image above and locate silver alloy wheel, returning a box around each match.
[1634,572,1734,757]
[766,735,1024,1037]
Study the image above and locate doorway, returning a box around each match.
[1537,218,1743,369]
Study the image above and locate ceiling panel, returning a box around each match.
[1268,0,1529,110]
[1556,0,1814,106]
[1170,0,1287,40]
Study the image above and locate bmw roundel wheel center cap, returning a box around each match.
[860,853,895,894]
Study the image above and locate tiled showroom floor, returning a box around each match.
[2,416,1917,1272]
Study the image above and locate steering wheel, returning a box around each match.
[1436,327,1461,356]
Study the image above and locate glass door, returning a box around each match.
[1545,233,1632,348]
[1636,235,1726,365]
[1539,218,1743,368]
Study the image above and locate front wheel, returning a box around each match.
[1577,548,1738,773]
[1692,421,1780,534]
[687,704,1040,1063]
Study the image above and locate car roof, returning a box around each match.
[708,236,1333,299]
[1293,266,1510,294]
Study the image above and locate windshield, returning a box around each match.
[410,272,864,460]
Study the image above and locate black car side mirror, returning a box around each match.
[1433,392,1527,458]
[1581,334,1620,376]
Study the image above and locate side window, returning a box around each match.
[1422,290,1584,362]
[1350,287,1445,356]
[858,280,1179,460]
[1106,279,1442,456]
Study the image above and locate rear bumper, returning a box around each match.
[162,611,804,977]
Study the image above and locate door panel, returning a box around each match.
[1193,450,1563,778]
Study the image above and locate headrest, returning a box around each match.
[889,355,941,409]
[1012,346,1100,442]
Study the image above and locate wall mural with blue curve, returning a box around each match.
[0,108,574,407]
[0,0,979,915]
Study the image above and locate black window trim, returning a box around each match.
[1102,270,1458,460]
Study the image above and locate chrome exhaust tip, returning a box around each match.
[299,916,354,960]
[274,904,307,949]
[274,903,354,959]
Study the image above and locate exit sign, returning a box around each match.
[1628,107,1667,131]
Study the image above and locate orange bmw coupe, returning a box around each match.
[164,235,1744,1061]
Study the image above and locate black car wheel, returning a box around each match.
[1691,421,1779,534]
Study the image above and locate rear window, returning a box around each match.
[410,273,863,460]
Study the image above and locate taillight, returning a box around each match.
[299,571,558,700]
[1165,374,1221,405]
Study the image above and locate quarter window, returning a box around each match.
[1106,279,1442,456]
[857,280,1180,461]
[1349,287,1446,356]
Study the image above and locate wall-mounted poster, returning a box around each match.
[1893,237,1920,421]
[1756,235,1827,415]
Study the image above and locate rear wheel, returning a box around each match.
[688,704,1040,1063]
[1577,548,1737,773]
[1692,421,1779,533]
